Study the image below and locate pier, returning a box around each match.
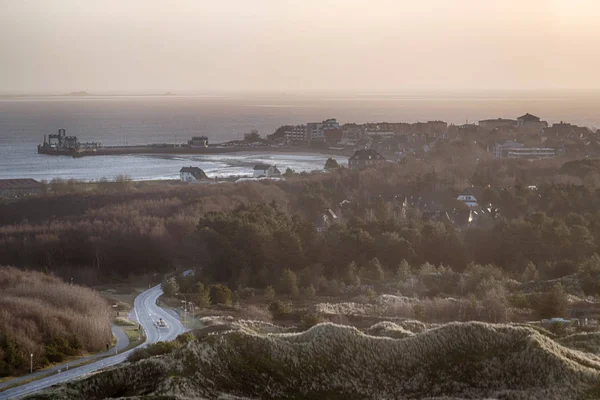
[37,130,272,158]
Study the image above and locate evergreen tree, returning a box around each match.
[192,282,211,308]
[280,268,300,297]
[344,261,361,286]
[264,285,276,301]
[161,277,179,297]
[365,257,385,282]
[324,158,340,170]
[395,259,411,281]
[537,283,569,319]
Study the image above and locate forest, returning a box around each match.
[1,159,600,299]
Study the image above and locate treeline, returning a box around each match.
[190,202,600,297]
[0,266,111,376]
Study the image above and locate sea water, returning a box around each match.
[1,91,599,181]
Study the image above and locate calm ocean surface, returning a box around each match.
[1,92,599,181]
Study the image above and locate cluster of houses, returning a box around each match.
[179,163,283,184]
[271,113,599,160]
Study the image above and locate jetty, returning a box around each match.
[37,130,270,158]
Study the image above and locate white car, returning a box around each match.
[157,318,168,328]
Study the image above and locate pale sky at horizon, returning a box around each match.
[1,0,600,94]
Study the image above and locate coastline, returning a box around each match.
[1,150,350,182]
[38,144,355,159]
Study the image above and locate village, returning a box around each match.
[265,113,599,161]
[5,112,599,236]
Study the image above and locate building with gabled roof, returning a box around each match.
[348,149,386,169]
[253,164,281,178]
[517,113,548,130]
[457,187,486,208]
[180,167,208,183]
[0,179,43,197]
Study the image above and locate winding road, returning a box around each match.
[0,284,186,400]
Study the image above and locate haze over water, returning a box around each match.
[0,91,599,181]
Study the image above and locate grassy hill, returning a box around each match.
[31,321,600,400]
[0,266,111,376]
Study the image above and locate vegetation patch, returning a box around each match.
[0,266,111,377]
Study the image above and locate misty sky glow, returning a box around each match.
[1,0,600,94]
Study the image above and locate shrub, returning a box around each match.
[0,266,111,376]
[300,312,326,331]
[209,284,233,306]
[303,284,316,298]
[127,341,180,363]
[264,285,276,301]
[268,300,292,320]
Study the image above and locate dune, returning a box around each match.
[30,321,600,400]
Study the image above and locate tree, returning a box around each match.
[324,158,340,170]
[264,285,276,301]
[363,258,385,282]
[161,277,179,297]
[280,268,300,297]
[284,168,296,177]
[244,130,261,142]
[343,261,361,286]
[537,283,569,319]
[268,125,293,141]
[395,259,411,282]
[521,261,539,283]
[192,282,211,308]
[304,284,316,298]
[579,254,600,295]
[209,284,232,306]
[268,300,291,319]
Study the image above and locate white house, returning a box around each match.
[457,187,484,208]
[253,164,282,178]
[180,167,208,183]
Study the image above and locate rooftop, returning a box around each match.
[253,164,273,170]
[517,113,541,121]
[349,149,386,161]
[179,166,208,179]
[0,178,42,189]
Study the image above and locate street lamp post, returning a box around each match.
[30,353,33,374]
[188,302,194,327]
[179,294,187,326]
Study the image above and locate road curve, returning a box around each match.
[0,284,186,400]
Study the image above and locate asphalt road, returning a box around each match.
[0,325,129,392]
[0,284,186,400]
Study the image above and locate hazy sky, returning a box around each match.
[1,0,600,94]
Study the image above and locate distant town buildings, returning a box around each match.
[0,179,43,198]
[287,125,308,143]
[348,149,386,169]
[516,113,548,130]
[188,136,209,148]
[180,167,209,183]
[295,118,341,143]
[478,118,517,132]
[493,140,557,159]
